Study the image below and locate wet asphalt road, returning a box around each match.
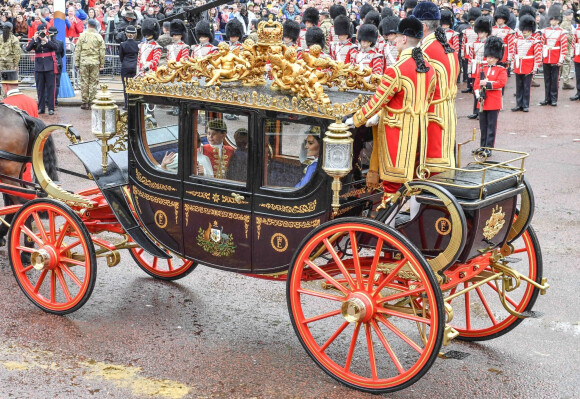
[0,77,579,399]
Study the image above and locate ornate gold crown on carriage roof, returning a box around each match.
[125,16,380,119]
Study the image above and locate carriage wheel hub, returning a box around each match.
[30,247,57,271]
[342,294,374,323]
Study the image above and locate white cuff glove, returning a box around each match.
[344,117,354,128]
[365,114,379,127]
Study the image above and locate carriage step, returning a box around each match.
[440,350,470,360]
[501,257,522,263]
[520,310,543,318]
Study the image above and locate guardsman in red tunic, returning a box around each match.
[351,24,384,77]
[461,7,482,93]
[191,21,218,59]
[225,18,244,51]
[298,7,319,50]
[136,19,162,76]
[441,9,459,52]
[330,15,356,64]
[474,37,508,156]
[540,5,568,106]
[283,20,303,60]
[466,16,492,119]
[379,16,400,72]
[492,6,516,71]
[201,119,235,179]
[166,19,190,63]
[346,16,436,196]
[413,1,459,172]
[511,15,541,112]
[570,25,580,101]
[325,5,347,54]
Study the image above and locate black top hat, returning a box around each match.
[170,19,186,36]
[0,70,19,84]
[283,20,300,41]
[494,6,510,22]
[226,18,243,39]
[364,10,381,27]
[357,23,379,46]
[305,27,325,48]
[396,15,423,39]
[474,16,492,35]
[379,15,400,36]
[412,1,441,21]
[484,35,504,59]
[302,7,320,25]
[333,14,351,36]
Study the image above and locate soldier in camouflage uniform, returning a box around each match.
[318,11,332,54]
[0,22,22,71]
[560,10,575,90]
[75,19,105,109]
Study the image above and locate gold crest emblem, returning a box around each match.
[483,205,506,240]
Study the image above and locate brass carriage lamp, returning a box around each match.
[322,118,353,215]
[91,84,119,173]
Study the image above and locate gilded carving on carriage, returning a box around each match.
[185,190,211,200]
[132,185,179,223]
[255,217,320,240]
[197,221,236,257]
[136,169,177,192]
[184,204,250,239]
[259,200,317,214]
[483,205,506,240]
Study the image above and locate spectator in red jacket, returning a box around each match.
[66,6,84,39]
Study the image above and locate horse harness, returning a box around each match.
[0,102,34,164]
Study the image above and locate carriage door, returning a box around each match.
[181,107,253,271]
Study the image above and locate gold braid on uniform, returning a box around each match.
[412,47,430,73]
[435,26,455,54]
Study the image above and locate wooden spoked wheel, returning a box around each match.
[8,199,96,315]
[449,225,542,341]
[129,246,196,281]
[287,218,444,394]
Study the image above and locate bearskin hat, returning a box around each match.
[412,1,441,21]
[226,18,243,39]
[397,15,423,39]
[381,7,393,19]
[403,0,418,11]
[518,14,536,33]
[519,5,536,20]
[547,4,562,22]
[474,16,492,35]
[170,19,186,37]
[379,15,400,36]
[359,3,375,21]
[494,6,510,23]
[357,24,378,46]
[142,18,160,40]
[329,4,347,20]
[440,8,455,27]
[302,7,320,25]
[305,27,325,48]
[467,7,482,22]
[283,20,301,41]
[334,15,351,36]
[484,35,504,59]
[195,20,213,41]
[364,11,381,27]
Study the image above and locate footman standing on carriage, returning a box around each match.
[345,16,436,199]
[413,2,459,173]
[25,23,57,116]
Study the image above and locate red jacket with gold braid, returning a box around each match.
[421,32,459,171]
[474,63,508,111]
[513,31,542,75]
[201,144,235,179]
[136,40,161,76]
[353,47,436,185]
[541,25,568,64]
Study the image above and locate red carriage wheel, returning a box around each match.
[8,199,97,315]
[287,218,444,394]
[129,246,196,281]
[449,225,542,341]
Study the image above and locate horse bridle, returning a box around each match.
[0,103,34,164]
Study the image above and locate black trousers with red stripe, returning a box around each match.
[36,70,55,112]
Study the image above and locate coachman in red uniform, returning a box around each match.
[540,5,568,106]
[413,1,460,172]
[347,16,436,196]
[511,15,541,112]
[474,37,507,156]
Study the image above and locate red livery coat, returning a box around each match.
[353,47,436,186]
[513,32,542,75]
[541,26,568,64]
[421,32,460,171]
[201,144,235,179]
[474,63,508,111]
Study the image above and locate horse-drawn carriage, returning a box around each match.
[0,18,548,394]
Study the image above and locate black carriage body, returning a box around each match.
[126,88,381,274]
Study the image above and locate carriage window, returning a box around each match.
[140,104,180,174]
[263,119,321,189]
[193,111,248,183]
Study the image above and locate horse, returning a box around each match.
[0,104,58,246]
